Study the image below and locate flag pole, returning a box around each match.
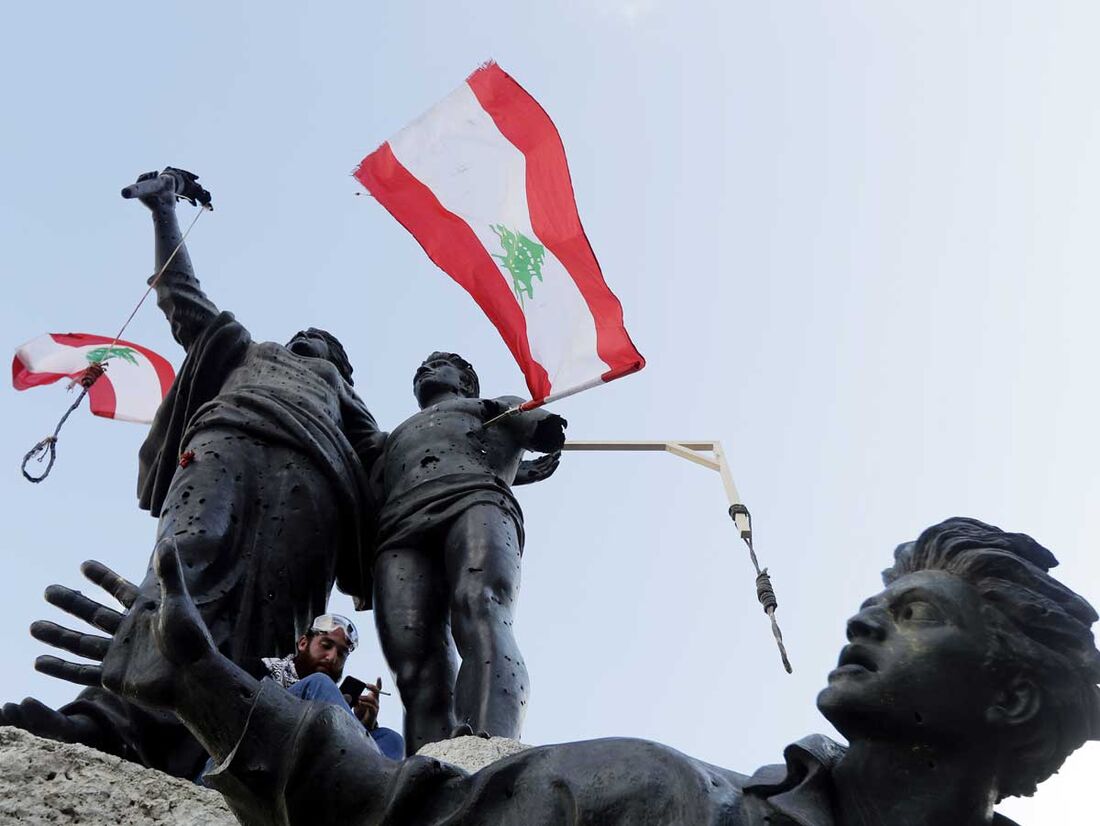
[483,377,608,427]
[560,440,793,674]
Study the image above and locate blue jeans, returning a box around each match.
[289,675,405,758]
[289,673,364,723]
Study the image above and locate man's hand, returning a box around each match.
[514,451,561,486]
[352,678,383,731]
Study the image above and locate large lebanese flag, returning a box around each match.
[355,61,644,406]
[12,333,175,424]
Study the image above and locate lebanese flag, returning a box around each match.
[12,333,175,424]
[355,61,644,406]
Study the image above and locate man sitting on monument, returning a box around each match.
[371,352,566,752]
[242,612,404,761]
[32,517,1100,824]
[0,168,386,779]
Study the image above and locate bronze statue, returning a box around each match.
[33,518,1100,824]
[2,169,570,769]
[1,169,386,778]
[371,353,565,751]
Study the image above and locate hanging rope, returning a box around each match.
[729,503,792,673]
[19,203,209,483]
[21,364,103,482]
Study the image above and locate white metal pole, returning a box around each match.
[559,440,792,673]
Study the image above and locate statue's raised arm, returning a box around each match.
[124,168,218,352]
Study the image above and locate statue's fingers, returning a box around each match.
[81,560,140,609]
[15,698,78,741]
[153,538,189,600]
[149,539,216,664]
[30,620,109,661]
[34,655,103,687]
[44,584,124,635]
[1,702,28,729]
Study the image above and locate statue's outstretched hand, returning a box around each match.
[0,560,137,743]
[30,559,138,688]
[514,450,561,486]
[99,539,215,709]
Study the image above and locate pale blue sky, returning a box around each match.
[2,3,1098,821]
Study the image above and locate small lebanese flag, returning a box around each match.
[12,333,175,424]
[355,61,644,407]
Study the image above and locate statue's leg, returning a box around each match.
[373,547,457,754]
[444,503,528,739]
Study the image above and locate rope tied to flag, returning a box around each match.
[72,361,106,390]
[19,201,209,483]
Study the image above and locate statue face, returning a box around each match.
[287,332,331,362]
[414,357,472,407]
[817,569,1000,747]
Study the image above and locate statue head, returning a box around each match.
[286,328,353,385]
[413,352,480,408]
[817,517,1100,799]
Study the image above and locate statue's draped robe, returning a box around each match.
[208,681,1024,826]
[64,270,381,778]
[374,473,524,559]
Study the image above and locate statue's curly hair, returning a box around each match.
[886,517,1100,799]
[288,328,353,386]
[417,352,479,398]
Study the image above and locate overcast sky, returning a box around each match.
[2,2,1098,822]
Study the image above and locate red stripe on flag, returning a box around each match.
[87,374,118,419]
[11,359,70,391]
[11,355,119,418]
[355,142,552,400]
[467,63,645,383]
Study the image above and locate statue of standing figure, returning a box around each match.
[371,353,566,751]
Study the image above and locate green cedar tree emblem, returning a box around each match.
[490,224,546,307]
[86,346,139,366]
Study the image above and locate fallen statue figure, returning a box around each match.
[28,517,1100,825]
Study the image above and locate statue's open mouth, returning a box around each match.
[836,645,878,673]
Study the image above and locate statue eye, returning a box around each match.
[900,601,943,623]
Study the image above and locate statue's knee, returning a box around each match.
[452,580,514,626]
